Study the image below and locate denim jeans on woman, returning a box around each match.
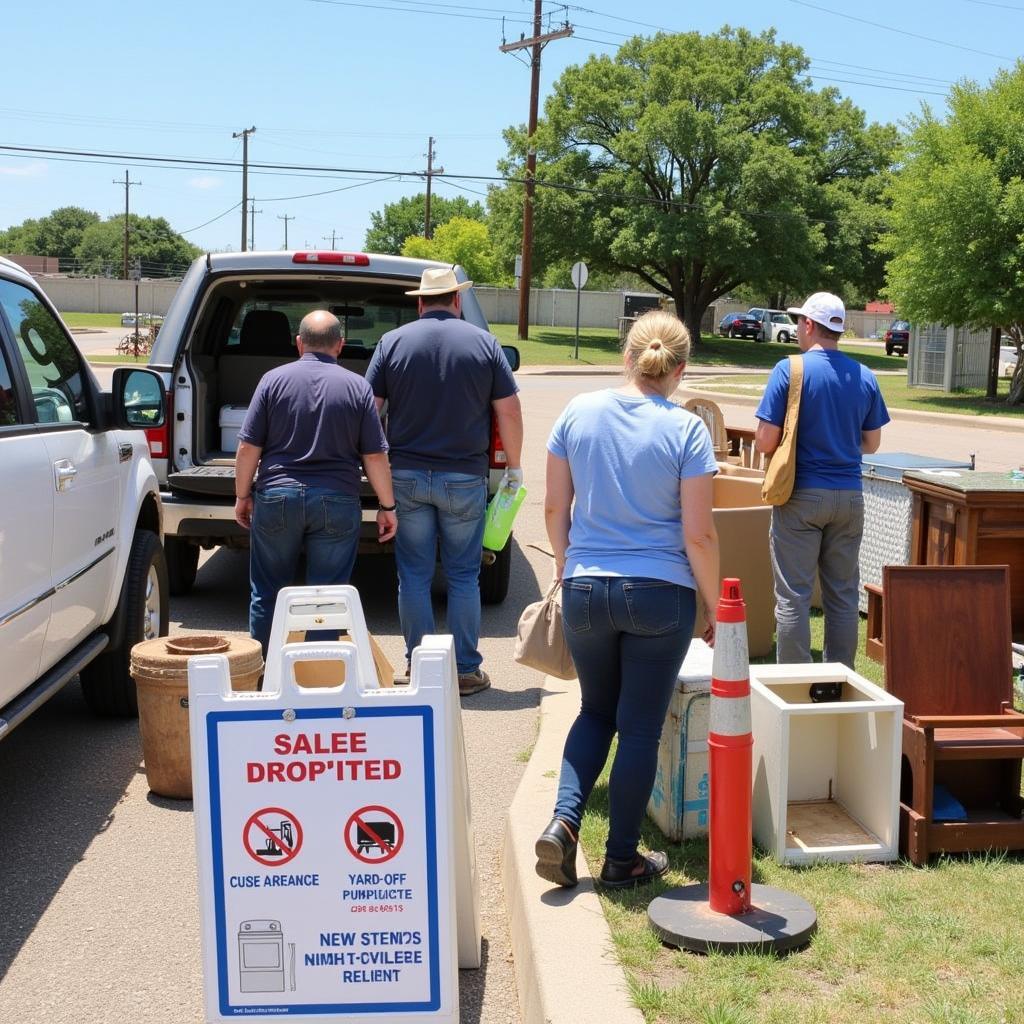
[555,576,696,862]
[249,484,361,652]
[392,469,488,675]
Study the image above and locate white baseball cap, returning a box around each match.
[787,292,846,333]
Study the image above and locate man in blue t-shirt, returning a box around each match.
[754,292,890,666]
[235,310,396,652]
[366,267,523,696]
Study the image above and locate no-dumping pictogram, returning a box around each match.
[244,807,304,867]
[344,805,404,864]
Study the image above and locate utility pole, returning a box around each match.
[232,125,256,251]
[248,200,263,249]
[424,137,444,240]
[322,230,341,250]
[501,8,573,341]
[277,213,294,249]
[113,170,141,280]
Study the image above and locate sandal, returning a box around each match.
[534,818,578,888]
[598,850,669,889]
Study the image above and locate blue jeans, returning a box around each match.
[555,576,696,862]
[770,488,865,666]
[392,469,487,675]
[249,484,361,652]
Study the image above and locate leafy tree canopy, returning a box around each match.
[489,28,896,342]
[0,206,101,261]
[401,217,508,285]
[882,65,1024,402]
[75,215,201,278]
[1,207,199,278]
[364,193,485,254]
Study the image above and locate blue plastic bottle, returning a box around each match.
[482,485,527,551]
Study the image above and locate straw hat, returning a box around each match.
[404,266,473,296]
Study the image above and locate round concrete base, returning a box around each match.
[648,884,817,954]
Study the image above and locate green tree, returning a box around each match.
[364,194,485,254]
[401,217,507,285]
[490,28,895,342]
[883,67,1024,404]
[75,215,201,278]
[0,206,101,262]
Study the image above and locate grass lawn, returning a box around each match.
[690,368,1024,418]
[61,312,123,328]
[579,610,1024,1024]
[88,354,150,364]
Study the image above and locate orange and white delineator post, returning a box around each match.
[708,578,753,916]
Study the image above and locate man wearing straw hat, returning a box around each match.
[366,266,523,696]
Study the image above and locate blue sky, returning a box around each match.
[1,0,1020,260]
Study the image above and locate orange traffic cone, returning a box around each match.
[708,578,753,916]
[647,578,817,954]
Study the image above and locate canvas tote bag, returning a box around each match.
[761,354,804,507]
[514,580,576,680]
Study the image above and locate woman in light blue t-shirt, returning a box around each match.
[535,310,721,890]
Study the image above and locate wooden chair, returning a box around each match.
[882,565,1024,865]
[680,397,732,461]
[725,425,769,471]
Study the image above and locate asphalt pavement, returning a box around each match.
[3,367,1023,1024]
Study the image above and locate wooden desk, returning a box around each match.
[905,470,1024,641]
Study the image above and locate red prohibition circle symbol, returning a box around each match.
[344,805,404,864]
[243,807,304,867]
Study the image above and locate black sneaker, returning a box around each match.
[598,850,669,889]
[534,818,578,888]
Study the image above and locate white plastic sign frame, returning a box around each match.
[188,586,479,1023]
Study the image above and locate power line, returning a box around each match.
[784,0,1013,62]
[181,201,244,235]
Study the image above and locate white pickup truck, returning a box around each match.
[146,251,520,603]
[0,257,169,735]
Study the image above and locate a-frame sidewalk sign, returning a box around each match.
[188,585,480,1022]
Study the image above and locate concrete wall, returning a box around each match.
[475,287,628,329]
[32,276,183,315]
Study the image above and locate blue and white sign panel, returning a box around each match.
[189,589,465,1023]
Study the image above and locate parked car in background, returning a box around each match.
[884,319,911,356]
[766,312,798,343]
[722,312,764,340]
[718,312,750,337]
[0,256,169,736]
[739,308,797,342]
[121,312,164,328]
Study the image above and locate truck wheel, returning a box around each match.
[165,535,200,595]
[479,535,512,605]
[81,530,169,717]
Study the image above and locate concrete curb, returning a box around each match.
[502,676,644,1024]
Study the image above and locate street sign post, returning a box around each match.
[570,261,588,360]
[189,586,480,1023]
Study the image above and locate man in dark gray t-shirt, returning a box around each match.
[366,267,523,695]
[235,310,397,652]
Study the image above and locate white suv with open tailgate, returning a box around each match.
[146,251,520,604]
[0,257,169,735]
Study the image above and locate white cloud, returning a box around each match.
[0,161,47,178]
[189,175,222,190]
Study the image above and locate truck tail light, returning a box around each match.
[489,414,507,469]
[292,252,370,266]
[145,387,173,459]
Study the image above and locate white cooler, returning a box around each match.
[219,405,248,453]
[647,639,714,842]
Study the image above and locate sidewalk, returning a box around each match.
[503,677,644,1024]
